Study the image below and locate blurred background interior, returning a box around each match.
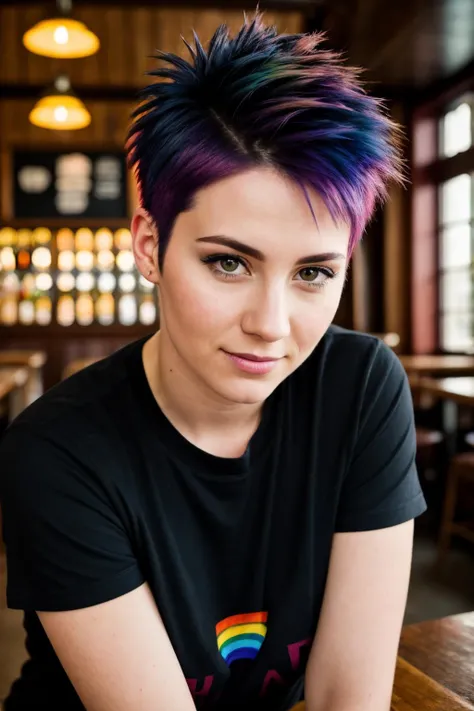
[1,0,474,702]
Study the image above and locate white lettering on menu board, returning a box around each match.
[18,166,52,193]
[55,153,92,214]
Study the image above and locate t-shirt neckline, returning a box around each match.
[127,336,278,479]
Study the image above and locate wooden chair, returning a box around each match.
[370,332,401,352]
[415,426,445,531]
[415,426,444,481]
[0,350,46,408]
[0,366,29,423]
[416,427,443,449]
[62,357,100,380]
[437,448,474,564]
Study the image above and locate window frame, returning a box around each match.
[412,78,474,354]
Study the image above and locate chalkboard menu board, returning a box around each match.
[13,150,128,220]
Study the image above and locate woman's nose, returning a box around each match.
[241,286,291,343]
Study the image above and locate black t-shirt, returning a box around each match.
[0,326,427,711]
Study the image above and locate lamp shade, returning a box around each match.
[23,17,100,59]
[29,77,91,131]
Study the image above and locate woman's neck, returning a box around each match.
[142,331,263,457]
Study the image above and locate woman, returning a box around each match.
[0,13,426,711]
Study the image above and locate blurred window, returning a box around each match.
[440,101,472,158]
[439,174,474,351]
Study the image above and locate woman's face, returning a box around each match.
[144,167,349,406]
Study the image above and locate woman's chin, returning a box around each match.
[209,375,282,406]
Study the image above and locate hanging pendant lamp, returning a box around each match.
[23,0,100,59]
[29,75,91,131]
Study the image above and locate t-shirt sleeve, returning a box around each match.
[0,423,145,612]
[335,342,427,533]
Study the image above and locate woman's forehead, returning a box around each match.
[178,169,350,257]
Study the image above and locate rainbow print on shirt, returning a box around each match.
[216,612,268,666]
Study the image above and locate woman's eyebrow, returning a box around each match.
[196,235,264,260]
[196,235,345,265]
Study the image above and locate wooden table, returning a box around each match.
[417,377,474,406]
[400,355,474,377]
[0,366,29,421]
[415,376,474,457]
[395,611,474,709]
[293,612,474,710]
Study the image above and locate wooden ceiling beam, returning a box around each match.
[0,81,417,104]
[0,0,317,10]
[0,84,139,101]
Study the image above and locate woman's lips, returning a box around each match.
[223,350,282,375]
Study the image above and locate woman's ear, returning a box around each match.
[130,207,160,283]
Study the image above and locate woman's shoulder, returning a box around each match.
[0,337,150,485]
[321,324,395,359]
[299,325,401,384]
[6,338,146,440]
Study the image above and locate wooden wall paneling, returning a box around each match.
[103,8,128,86]
[0,101,7,221]
[384,179,410,349]
[411,112,438,354]
[0,7,20,83]
[90,101,107,143]
[0,143,13,222]
[73,7,107,86]
[351,207,384,333]
[351,242,369,332]
[0,99,133,147]
[383,102,411,352]
[1,5,56,85]
[23,5,49,85]
[166,8,209,59]
[153,9,169,65]
[265,11,303,34]
[0,6,304,89]
[411,184,437,353]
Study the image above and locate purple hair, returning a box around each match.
[127,13,403,269]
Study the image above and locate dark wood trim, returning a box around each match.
[410,111,438,355]
[415,146,474,186]
[9,141,128,154]
[0,324,154,337]
[416,58,474,116]
[0,81,419,105]
[0,0,315,9]
[0,84,140,102]
[0,147,12,222]
[0,218,132,228]
[383,102,412,352]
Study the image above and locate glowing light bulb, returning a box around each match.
[54,105,68,123]
[54,25,69,45]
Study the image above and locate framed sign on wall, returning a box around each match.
[12,149,129,221]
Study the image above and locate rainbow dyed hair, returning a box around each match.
[127,12,403,269]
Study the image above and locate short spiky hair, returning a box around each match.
[127,13,403,268]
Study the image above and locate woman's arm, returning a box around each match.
[39,582,196,711]
[0,424,197,710]
[305,520,414,711]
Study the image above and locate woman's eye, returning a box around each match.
[299,267,320,282]
[295,267,335,287]
[219,258,242,273]
[201,254,249,278]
